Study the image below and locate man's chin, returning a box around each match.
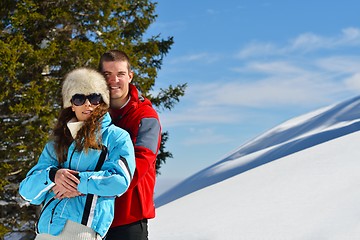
[110,89,123,97]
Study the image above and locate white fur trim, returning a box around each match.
[67,119,84,139]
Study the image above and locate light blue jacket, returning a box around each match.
[19,113,135,238]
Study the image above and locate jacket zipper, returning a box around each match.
[68,147,76,169]
[36,197,56,233]
[50,199,63,224]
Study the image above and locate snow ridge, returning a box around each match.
[155,95,360,207]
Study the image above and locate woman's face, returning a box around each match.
[71,94,102,121]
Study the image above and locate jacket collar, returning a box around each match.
[100,112,112,130]
[109,84,140,118]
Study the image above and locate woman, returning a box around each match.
[19,68,135,240]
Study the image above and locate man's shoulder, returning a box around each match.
[137,102,159,119]
[129,94,159,118]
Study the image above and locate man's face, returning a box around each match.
[101,60,133,103]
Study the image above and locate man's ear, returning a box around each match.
[129,71,134,83]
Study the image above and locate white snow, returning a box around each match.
[149,95,360,240]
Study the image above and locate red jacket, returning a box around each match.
[109,84,161,226]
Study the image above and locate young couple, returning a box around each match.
[19,50,161,240]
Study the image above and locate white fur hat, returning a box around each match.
[62,68,109,108]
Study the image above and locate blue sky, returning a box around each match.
[146,0,360,190]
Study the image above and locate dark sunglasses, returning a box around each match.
[71,93,103,106]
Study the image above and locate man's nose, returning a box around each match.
[108,75,119,83]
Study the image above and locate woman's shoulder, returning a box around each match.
[109,124,129,133]
[105,123,130,138]
[43,140,56,150]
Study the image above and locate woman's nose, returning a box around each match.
[84,99,91,106]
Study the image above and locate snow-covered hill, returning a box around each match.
[150,95,360,239]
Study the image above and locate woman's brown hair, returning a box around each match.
[52,103,108,164]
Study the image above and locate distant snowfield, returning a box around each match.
[150,96,360,239]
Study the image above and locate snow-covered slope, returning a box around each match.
[150,95,360,239]
[155,95,360,207]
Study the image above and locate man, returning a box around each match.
[98,50,161,240]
